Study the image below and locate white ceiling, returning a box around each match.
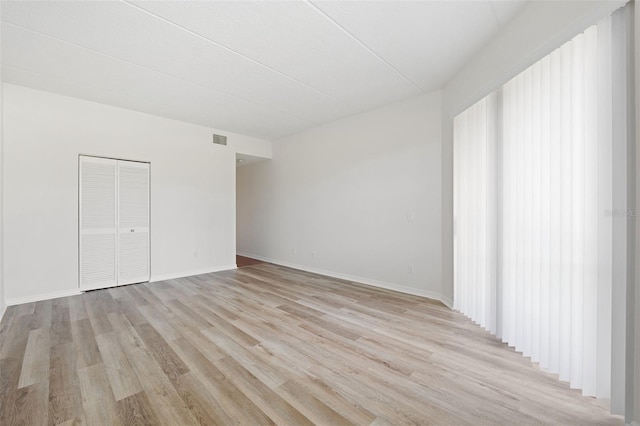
[1,0,527,140]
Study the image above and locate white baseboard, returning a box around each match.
[3,265,238,307]
[439,295,454,309]
[0,302,6,323]
[2,259,450,309]
[6,288,83,306]
[237,251,257,259]
[150,264,237,282]
[237,252,453,308]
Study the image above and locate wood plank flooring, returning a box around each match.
[0,263,623,425]
[236,255,265,268]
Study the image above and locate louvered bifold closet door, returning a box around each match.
[118,160,150,285]
[80,156,118,290]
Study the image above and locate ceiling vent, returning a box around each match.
[213,134,227,146]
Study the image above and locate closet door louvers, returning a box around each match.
[79,157,118,290]
[117,160,150,285]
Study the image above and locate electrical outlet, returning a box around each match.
[312,251,317,258]
[292,248,297,255]
[408,264,414,274]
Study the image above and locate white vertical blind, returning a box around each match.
[454,93,497,334]
[454,18,613,398]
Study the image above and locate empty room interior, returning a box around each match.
[1,0,640,425]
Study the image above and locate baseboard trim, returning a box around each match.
[4,265,238,307]
[6,288,83,306]
[237,252,453,308]
[3,259,450,308]
[150,264,237,282]
[0,303,6,323]
[439,295,454,309]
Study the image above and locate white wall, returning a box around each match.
[231,137,272,160]
[2,84,271,304]
[237,92,446,304]
[0,6,5,320]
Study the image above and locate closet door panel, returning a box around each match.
[79,157,117,290]
[118,161,150,285]
[119,232,149,283]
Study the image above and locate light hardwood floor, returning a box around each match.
[0,263,623,425]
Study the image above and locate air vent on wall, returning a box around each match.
[213,134,228,146]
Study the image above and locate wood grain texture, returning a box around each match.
[116,391,160,426]
[48,342,84,425]
[18,328,50,388]
[95,332,143,401]
[77,363,121,426]
[0,264,625,425]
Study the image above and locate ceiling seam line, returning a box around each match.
[1,20,322,127]
[121,0,363,112]
[304,0,424,93]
